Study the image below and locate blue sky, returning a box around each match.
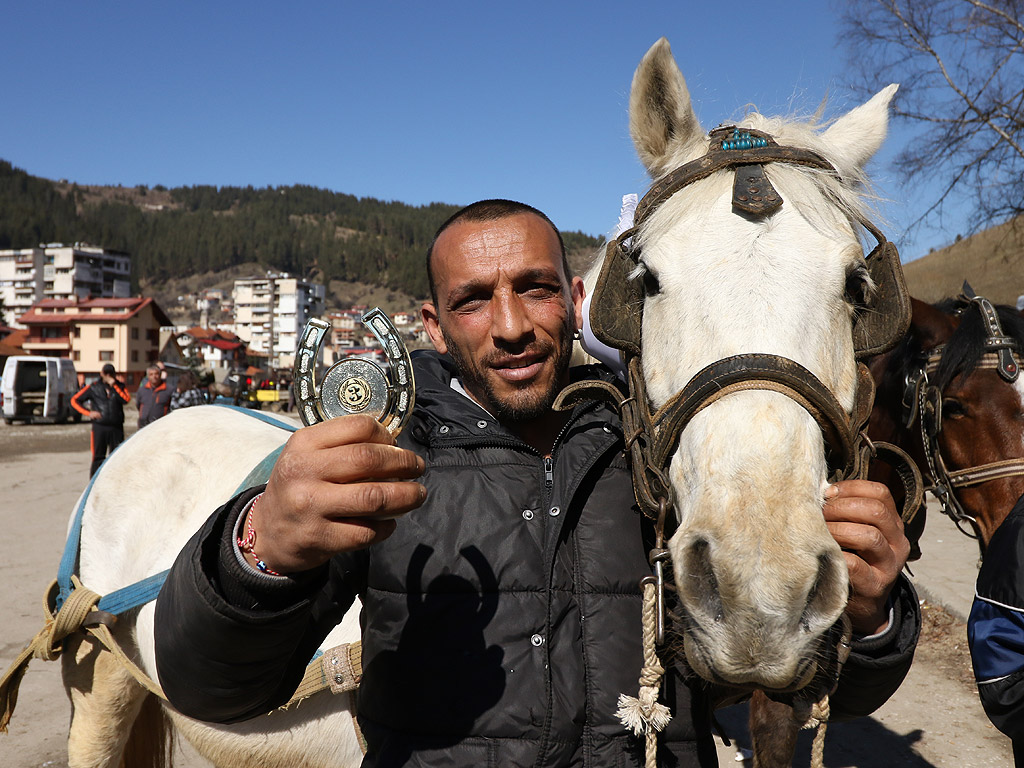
[2,2,965,261]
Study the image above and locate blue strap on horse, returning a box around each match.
[55,404,297,614]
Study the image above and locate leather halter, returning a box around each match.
[557,127,924,648]
[903,285,1024,537]
[565,125,922,522]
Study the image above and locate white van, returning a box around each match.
[1,356,80,424]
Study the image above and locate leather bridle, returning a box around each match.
[557,125,924,643]
[902,285,1024,538]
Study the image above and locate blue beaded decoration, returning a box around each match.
[722,129,768,151]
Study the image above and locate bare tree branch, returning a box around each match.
[841,0,1024,234]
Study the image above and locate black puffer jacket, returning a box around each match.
[70,378,130,427]
[155,351,919,768]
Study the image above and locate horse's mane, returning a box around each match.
[739,111,877,234]
[636,108,880,258]
[932,298,1024,391]
[876,299,1024,396]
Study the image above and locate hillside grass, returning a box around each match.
[902,216,1024,306]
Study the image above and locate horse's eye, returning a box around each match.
[942,398,966,418]
[642,268,661,296]
[844,270,870,308]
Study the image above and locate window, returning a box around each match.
[72,351,80,361]
[131,327,139,340]
[99,351,114,361]
[99,327,115,339]
[131,350,138,362]
[72,327,81,338]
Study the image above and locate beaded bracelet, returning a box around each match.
[236,496,281,577]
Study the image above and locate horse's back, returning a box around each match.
[63,405,365,768]
[78,405,297,594]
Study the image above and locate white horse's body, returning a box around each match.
[56,38,898,768]
[62,406,363,768]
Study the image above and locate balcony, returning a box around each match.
[23,337,72,354]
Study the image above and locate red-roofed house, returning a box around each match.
[174,326,248,379]
[18,296,176,386]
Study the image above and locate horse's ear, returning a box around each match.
[820,84,898,172]
[629,38,705,178]
[908,296,953,351]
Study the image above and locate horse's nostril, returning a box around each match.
[800,552,846,633]
[687,539,724,623]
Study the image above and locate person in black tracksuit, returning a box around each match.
[71,363,131,477]
[154,201,920,767]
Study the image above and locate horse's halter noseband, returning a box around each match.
[903,283,1024,538]
[557,125,923,643]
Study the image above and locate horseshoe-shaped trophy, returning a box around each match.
[293,308,415,435]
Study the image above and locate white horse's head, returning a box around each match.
[625,39,897,691]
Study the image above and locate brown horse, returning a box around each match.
[868,291,1024,553]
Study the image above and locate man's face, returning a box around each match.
[422,213,584,423]
[147,368,161,387]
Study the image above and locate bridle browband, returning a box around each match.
[557,125,924,645]
[903,283,1024,538]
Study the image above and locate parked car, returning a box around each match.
[1,356,80,424]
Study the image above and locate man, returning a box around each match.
[71,363,131,477]
[136,363,171,427]
[155,200,919,767]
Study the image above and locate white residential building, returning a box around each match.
[233,272,326,369]
[0,243,131,328]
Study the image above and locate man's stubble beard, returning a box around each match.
[442,317,574,424]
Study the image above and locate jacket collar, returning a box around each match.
[408,351,621,447]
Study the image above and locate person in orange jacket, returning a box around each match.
[71,363,131,477]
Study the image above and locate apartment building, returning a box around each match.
[0,243,131,328]
[18,296,174,386]
[233,273,325,370]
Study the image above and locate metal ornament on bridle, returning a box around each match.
[903,282,1024,537]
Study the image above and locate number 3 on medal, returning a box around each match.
[293,308,416,435]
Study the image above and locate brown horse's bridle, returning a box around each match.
[903,285,1024,538]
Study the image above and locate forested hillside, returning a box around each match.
[0,160,602,299]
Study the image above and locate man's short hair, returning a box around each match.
[101,363,116,375]
[426,199,569,305]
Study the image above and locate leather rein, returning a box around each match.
[903,286,1024,538]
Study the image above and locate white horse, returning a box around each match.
[60,406,364,768]
[35,37,897,768]
[610,39,895,694]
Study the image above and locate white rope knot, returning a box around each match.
[616,686,672,736]
[795,694,831,768]
[799,697,830,731]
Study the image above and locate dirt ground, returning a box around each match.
[0,417,1014,767]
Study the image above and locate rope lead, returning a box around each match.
[616,579,671,767]
[803,696,831,768]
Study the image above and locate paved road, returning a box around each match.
[0,418,1013,767]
